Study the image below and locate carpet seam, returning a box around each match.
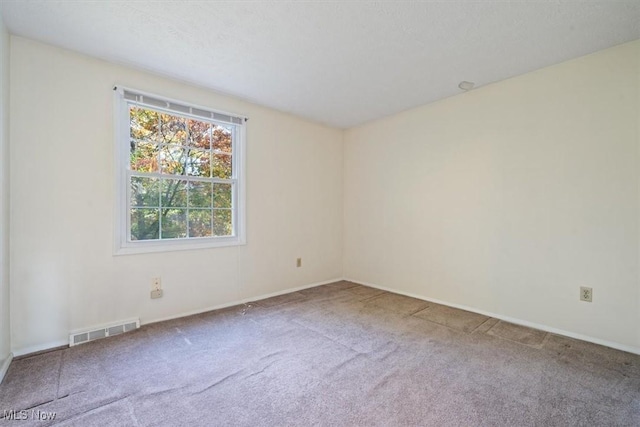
[412,312,490,335]
[55,351,65,400]
[486,320,549,349]
[469,316,495,334]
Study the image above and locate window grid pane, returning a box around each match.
[128,102,237,242]
[188,208,213,238]
[213,209,233,237]
[130,208,160,241]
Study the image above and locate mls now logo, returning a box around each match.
[2,410,28,420]
[3,409,56,421]
[31,410,57,421]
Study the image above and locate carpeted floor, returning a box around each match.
[1,281,639,426]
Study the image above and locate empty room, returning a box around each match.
[0,0,639,425]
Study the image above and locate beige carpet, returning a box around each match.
[1,281,639,426]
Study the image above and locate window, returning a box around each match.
[114,87,246,254]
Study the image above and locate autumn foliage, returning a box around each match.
[129,106,234,240]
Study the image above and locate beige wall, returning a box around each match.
[344,40,640,351]
[8,35,640,356]
[10,37,343,355]
[0,11,10,378]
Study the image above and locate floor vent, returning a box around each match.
[69,318,140,346]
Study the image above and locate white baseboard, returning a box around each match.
[13,340,68,358]
[18,275,636,358]
[345,277,640,356]
[12,277,344,357]
[0,352,13,383]
[144,277,343,326]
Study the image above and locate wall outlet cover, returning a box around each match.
[580,286,593,302]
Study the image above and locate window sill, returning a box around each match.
[114,236,246,256]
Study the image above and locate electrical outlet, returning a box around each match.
[296,258,302,268]
[152,277,162,291]
[580,286,593,302]
[151,289,163,299]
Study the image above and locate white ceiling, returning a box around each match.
[1,1,639,129]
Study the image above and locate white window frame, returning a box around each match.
[114,86,247,255]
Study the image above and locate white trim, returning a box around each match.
[18,276,636,359]
[0,352,12,383]
[115,235,246,255]
[142,277,342,326]
[114,86,129,254]
[345,277,640,356]
[13,340,68,358]
[233,123,247,246]
[116,85,247,125]
[113,86,247,255]
[11,277,343,357]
